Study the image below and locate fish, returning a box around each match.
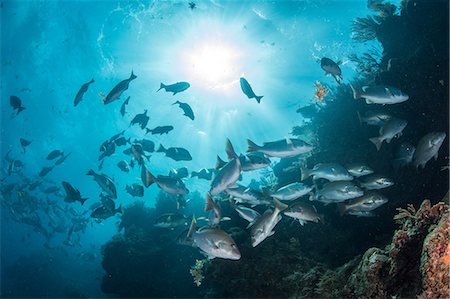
[191,168,216,180]
[271,182,314,201]
[125,184,144,197]
[250,198,288,247]
[145,125,174,135]
[210,158,241,196]
[39,166,54,177]
[103,71,137,104]
[247,138,313,158]
[284,202,322,225]
[359,174,394,190]
[345,163,374,177]
[225,139,271,171]
[54,152,72,165]
[187,217,241,260]
[169,167,189,179]
[20,138,32,153]
[157,144,192,161]
[229,199,261,228]
[141,166,189,195]
[46,150,63,160]
[98,141,116,160]
[309,181,364,204]
[357,111,392,127]
[10,95,26,115]
[108,130,125,142]
[74,78,94,107]
[369,118,408,151]
[320,57,342,84]
[120,96,130,117]
[154,213,189,229]
[62,181,87,205]
[172,101,195,120]
[130,110,149,129]
[301,163,353,181]
[338,192,388,216]
[157,82,190,95]
[28,180,43,191]
[205,193,223,226]
[117,160,130,172]
[86,170,117,198]
[91,204,122,221]
[240,77,263,103]
[114,137,131,147]
[226,185,268,206]
[412,132,446,169]
[135,139,155,153]
[347,210,376,217]
[391,143,416,170]
[350,85,409,104]
[127,143,149,165]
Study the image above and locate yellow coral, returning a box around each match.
[190,259,207,287]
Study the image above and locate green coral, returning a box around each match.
[190,259,208,287]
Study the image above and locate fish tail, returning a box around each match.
[90,78,95,84]
[215,155,226,170]
[145,128,152,135]
[246,139,260,152]
[81,198,88,205]
[337,203,347,216]
[190,171,198,178]
[204,193,214,212]
[273,198,288,213]
[126,137,131,144]
[141,165,155,187]
[300,167,310,181]
[86,169,95,176]
[255,95,263,103]
[369,137,382,151]
[130,70,137,80]
[156,144,166,153]
[349,83,361,99]
[157,83,165,92]
[171,100,180,105]
[187,215,197,239]
[225,138,238,159]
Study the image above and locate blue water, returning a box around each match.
[1,0,447,298]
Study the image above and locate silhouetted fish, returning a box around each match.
[103,71,136,104]
[157,82,190,95]
[320,57,342,84]
[20,138,32,153]
[10,96,26,115]
[120,96,130,116]
[240,77,263,103]
[74,78,94,107]
[46,150,63,160]
[157,144,192,161]
[145,125,174,135]
[172,101,194,120]
[130,110,149,129]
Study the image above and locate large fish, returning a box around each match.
[369,118,407,151]
[130,110,149,129]
[338,192,388,216]
[141,166,189,195]
[301,163,353,181]
[91,202,122,221]
[351,84,409,104]
[309,181,363,204]
[250,198,287,247]
[345,163,374,177]
[103,71,137,104]
[74,78,94,107]
[284,202,322,225]
[320,57,342,84]
[10,95,26,115]
[226,184,268,206]
[412,132,446,169]
[187,218,241,260]
[168,167,189,179]
[157,82,190,95]
[240,77,263,103]
[359,174,394,190]
[86,169,117,199]
[172,101,195,120]
[62,181,87,205]
[271,182,314,201]
[210,158,241,196]
[247,138,313,158]
[157,144,192,161]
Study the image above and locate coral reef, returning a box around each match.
[190,259,208,286]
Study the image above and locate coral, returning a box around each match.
[351,16,380,42]
[313,81,329,103]
[190,259,208,286]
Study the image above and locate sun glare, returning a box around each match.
[184,42,241,90]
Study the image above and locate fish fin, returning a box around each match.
[156,144,166,153]
[225,138,238,160]
[386,137,393,144]
[318,214,325,224]
[349,84,361,99]
[129,70,137,80]
[187,216,197,239]
[273,198,288,212]
[300,167,310,181]
[255,95,263,103]
[337,203,347,216]
[365,99,373,104]
[86,169,95,176]
[268,230,276,237]
[18,106,26,114]
[246,221,255,229]
[141,165,155,187]
[299,219,306,226]
[205,193,214,212]
[157,83,165,92]
[369,137,382,151]
[81,198,88,205]
[332,74,342,84]
[215,156,226,170]
[246,139,260,152]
